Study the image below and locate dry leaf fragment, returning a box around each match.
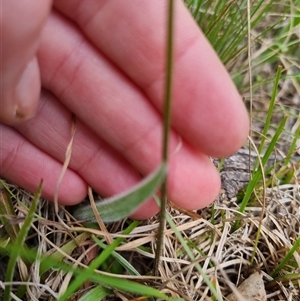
[226,272,266,301]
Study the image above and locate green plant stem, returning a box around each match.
[154,0,175,276]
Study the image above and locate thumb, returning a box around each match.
[1,0,52,125]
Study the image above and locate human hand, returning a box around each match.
[0,1,249,220]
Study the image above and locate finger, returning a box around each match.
[0,123,87,205]
[54,0,249,157]
[13,90,159,219]
[37,11,221,210]
[1,0,52,125]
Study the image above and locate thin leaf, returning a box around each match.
[78,286,111,301]
[57,221,139,301]
[258,65,282,155]
[232,115,288,231]
[284,122,300,166]
[271,236,300,277]
[73,163,167,223]
[164,207,223,301]
[3,181,43,301]
[94,238,140,276]
[0,189,19,241]
[0,244,172,301]
[39,232,91,276]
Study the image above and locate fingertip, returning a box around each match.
[125,143,222,220]
[0,124,88,206]
[1,57,41,125]
[212,95,250,158]
[131,150,221,219]
[168,145,221,211]
[47,175,88,206]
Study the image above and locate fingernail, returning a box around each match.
[14,57,41,121]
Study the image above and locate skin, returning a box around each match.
[0,0,249,220]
